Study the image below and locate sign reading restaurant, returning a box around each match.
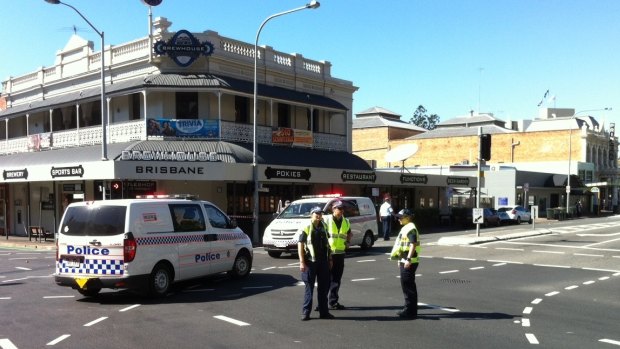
[341,171,376,182]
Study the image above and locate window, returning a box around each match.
[176,92,198,119]
[306,109,320,132]
[203,203,228,228]
[60,206,126,237]
[131,93,141,120]
[235,96,249,124]
[169,204,206,232]
[278,103,290,128]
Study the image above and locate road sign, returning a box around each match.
[473,208,484,224]
[566,185,571,193]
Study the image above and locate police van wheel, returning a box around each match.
[77,287,101,297]
[360,231,374,250]
[267,251,282,258]
[149,263,172,297]
[229,251,252,279]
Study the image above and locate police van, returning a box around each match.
[54,195,253,297]
[262,196,378,258]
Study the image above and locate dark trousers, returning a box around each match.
[399,262,418,315]
[301,260,330,316]
[382,217,391,239]
[328,253,345,306]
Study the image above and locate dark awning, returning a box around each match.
[544,174,584,188]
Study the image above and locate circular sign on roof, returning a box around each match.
[142,0,163,6]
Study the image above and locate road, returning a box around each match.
[0,216,619,348]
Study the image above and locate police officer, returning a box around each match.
[325,200,352,310]
[389,208,420,319]
[298,206,334,320]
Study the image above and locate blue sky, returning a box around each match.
[1,0,618,125]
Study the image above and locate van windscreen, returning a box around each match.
[279,201,325,218]
[61,205,126,236]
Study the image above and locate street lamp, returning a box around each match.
[45,0,108,161]
[566,107,612,214]
[252,1,320,243]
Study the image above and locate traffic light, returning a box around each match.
[480,134,492,161]
[111,180,123,199]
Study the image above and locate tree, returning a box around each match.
[409,105,440,130]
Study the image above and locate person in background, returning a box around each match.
[389,208,420,319]
[324,200,352,310]
[379,195,394,240]
[298,207,334,321]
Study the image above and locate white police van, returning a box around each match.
[54,195,253,297]
[262,195,378,258]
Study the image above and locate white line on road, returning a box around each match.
[419,302,460,312]
[84,317,108,327]
[43,295,75,299]
[492,263,507,266]
[444,257,476,261]
[0,297,10,300]
[439,270,459,274]
[583,281,596,285]
[214,315,250,326]
[598,276,611,281]
[470,266,485,270]
[261,266,276,270]
[15,267,31,271]
[533,250,565,254]
[531,298,542,304]
[573,253,604,257]
[522,318,530,327]
[545,291,560,297]
[120,304,141,312]
[352,278,376,282]
[582,267,620,273]
[523,307,533,314]
[487,260,523,264]
[496,247,524,251]
[47,334,71,346]
[0,339,18,349]
[533,264,571,269]
[564,285,578,290]
[525,333,539,344]
[356,259,376,263]
[600,338,620,346]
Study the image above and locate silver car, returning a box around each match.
[497,205,532,224]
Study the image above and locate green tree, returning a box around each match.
[409,105,440,130]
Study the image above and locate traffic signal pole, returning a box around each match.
[476,127,482,237]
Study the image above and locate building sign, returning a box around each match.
[153,30,214,67]
[341,171,376,182]
[447,177,470,186]
[265,167,311,180]
[3,169,28,180]
[271,128,313,148]
[609,123,615,161]
[400,174,428,184]
[121,150,222,162]
[134,166,205,175]
[147,118,219,139]
[27,133,53,151]
[51,165,84,178]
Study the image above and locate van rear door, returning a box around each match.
[57,204,127,279]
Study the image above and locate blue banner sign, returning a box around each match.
[147,118,219,139]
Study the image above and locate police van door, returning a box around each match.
[169,203,210,280]
[203,203,235,274]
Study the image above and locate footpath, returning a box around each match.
[0,236,56,250]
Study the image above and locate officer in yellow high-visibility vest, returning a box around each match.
[324,200,352,310]
[390,208,420,319]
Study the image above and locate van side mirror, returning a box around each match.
[229,218,238,229]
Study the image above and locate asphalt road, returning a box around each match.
[0,217,619,348]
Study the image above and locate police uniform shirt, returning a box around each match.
[299,223,330,262]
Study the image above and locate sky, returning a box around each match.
[1,0,619,125]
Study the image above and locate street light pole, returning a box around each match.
[252,1,320,244]
[45,0,108,161]
[566,107,612,214]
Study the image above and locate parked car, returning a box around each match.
[482,208,501,227]
[497,205,532,224]
[492,208,512,225]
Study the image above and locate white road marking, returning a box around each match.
[564,285,578,290]
[419,302,460,312]
[583,281,596,285]
[600,338,620,346]
[573,253,604,257]
[439,270,459,274]
[525,333,539,344]
[522,318,530,327]
[583,267,620,273]
[0,339,18,349]
[261,266,276,270]
[15,267,31,271]
[352,278,376,282]
[598,276,611,281]
[545,291,560,297]
[470,266,485,270]
[43,295,75,299]
[533,250,565,254]
[492,263,507,266]
[523,307,533,314]
[487,260,523,264]
[444,257,476,261]
[533,264,571,269]
[0,297,10,300]
[214,315,250,326]
[578,232,620,237]
[47,334,71,346]
[356,259,376,263]
[84,317,108,327]
[531,298,542,304]
[496,247,524,251]
[120,304,141,312]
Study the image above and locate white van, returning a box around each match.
[262,196,378,258]
[54,195,253,297]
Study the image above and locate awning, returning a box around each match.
[544,174,584,188]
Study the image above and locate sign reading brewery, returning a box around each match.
[400,174,428,184]
[3,168,28,180]
[121,150,222,162]
[447,177,470,186]
[341,171,376,182]
[154,30,214,67]
[51,165,84,178]
[265,167,311,181]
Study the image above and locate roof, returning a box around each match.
[525,116,599,132]
[408,124,517,139]
[0,73,347,119]
[356,106,401,118]
[438,113,505,126]
[352,115,427,132]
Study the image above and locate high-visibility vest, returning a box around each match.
[326,216,350,254]
[302,222,330,262]
[389,222,420,263]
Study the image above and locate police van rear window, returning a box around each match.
[61,206,126,236]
